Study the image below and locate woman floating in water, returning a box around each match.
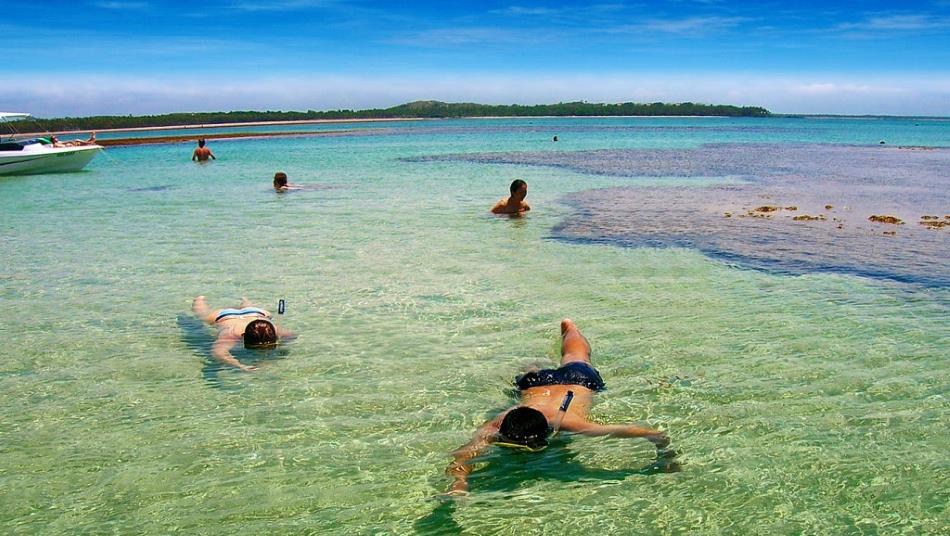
[192,295,295,371]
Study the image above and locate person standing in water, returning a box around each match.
[191,296,294,371]
[445,319,669,495]
[192,139,216,162]
[490,179,531,215]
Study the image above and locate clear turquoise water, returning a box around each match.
[1,118,947,534]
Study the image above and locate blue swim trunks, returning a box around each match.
[515,361,606,392]
[214,307,269,323]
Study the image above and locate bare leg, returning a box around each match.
[192,295,216,324]
[192,295,211,316]
[560,319,591,365]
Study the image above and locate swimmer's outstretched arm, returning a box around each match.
[212,335,257,372]
[564,421,669,448]
[445,417,503,494]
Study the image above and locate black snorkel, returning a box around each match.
[550,390,574,439]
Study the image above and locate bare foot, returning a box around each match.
[561,318,576,335]
[192,295,208,315]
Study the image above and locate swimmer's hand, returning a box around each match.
[647,431,670,449]
[432,485,469,502]
[238,364,258,372]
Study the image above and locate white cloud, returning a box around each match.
[389,27,549,46]
[609,16,751,35]
[491,6,563,16]
[229,0,337,11]
[837,14,950,31]
[93,1,149,9]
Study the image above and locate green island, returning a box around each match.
[28,100,770,131]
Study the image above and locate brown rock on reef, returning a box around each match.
[792,215,827,221]
[920,220,949,229]
[753,205,779,213]
[724,212,733,218]
[921,215,938,220]
[883,231,897,236]
[868,215,904,225]
[784,206,798,211]
[825,204,834,210]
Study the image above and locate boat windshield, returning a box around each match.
[0,139,49,151]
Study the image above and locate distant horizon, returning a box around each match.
[5,1,949,117]
[15,100,950,121]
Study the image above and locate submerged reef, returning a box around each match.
[416,143,950,286]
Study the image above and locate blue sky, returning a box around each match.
[3,1,949,116]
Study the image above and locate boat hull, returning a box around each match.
[0,146,101,176]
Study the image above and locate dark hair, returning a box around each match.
[244,319,277,348]
[198,139,206,148]
[499,407,550,448]
[274,172,288,188]
[509,179,527,195]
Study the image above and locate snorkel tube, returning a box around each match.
[550,390,574,438]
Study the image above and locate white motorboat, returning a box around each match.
[0,112,102,176]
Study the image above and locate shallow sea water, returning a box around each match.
[1,117,948,534]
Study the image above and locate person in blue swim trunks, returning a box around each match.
[192,295,294,371]
[445,319,669,495]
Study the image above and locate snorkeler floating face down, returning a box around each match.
[445,319,669,496]
[191,296,295,372]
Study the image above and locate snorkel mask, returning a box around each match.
[495,391,574,453]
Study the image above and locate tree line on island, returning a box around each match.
[27,101,771,131]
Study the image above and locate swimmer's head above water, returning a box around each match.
[243,318,278,348]
[497,406,551,451]
[509,179,527,197]
[274,171,288,189]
